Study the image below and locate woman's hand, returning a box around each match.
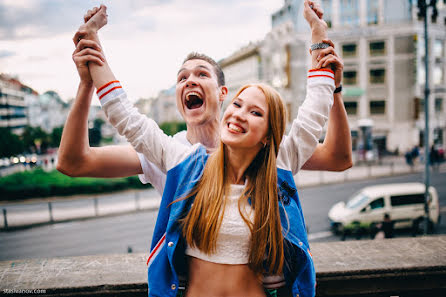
[72,39,105,84]
[315,39,344,87]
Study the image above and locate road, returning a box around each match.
[1,171,445,261]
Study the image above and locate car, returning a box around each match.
[328,183,440,236]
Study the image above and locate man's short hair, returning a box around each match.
[183,52,225,87]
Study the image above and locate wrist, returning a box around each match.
[310,25,327,43]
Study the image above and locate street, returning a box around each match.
[1,171,445,261]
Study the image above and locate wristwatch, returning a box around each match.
[310,42,330,53]
[334,85,342,94]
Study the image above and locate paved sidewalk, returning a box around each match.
[1,156,444,230]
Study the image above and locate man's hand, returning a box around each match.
[72,39,105,84]
[315,39,344,87]
[303,0,327,31]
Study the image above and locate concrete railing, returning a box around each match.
[1,236,445,296]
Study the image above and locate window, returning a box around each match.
[342,44,357,58]
[367,0,379,25]
[344,101,358,115]
[370,100,386,115]
[435,98,443,113]
[434,66,444,85]
[370,69,385,84]
[370,198,384,210]
[434,40,444,58]
[390,194,425,206]
[344,71,357,85]
[340,0,360,27]
[322,0,332,27]
[369,41,385,56]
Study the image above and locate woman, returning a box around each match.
[72,1,338,296]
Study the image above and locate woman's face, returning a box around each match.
[220,87,269,151]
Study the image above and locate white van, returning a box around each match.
[328,183,440,234]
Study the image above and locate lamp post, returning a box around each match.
[417,0,439,234]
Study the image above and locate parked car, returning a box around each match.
[328,183,440,236]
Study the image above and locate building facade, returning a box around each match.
[221,0,446,154]
[0,74,36,134]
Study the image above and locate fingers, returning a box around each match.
[316,54,343,69]
[84,5,106,23]
[317,46,337,61]
[312,2,324,19]
[72,47,105,66]
[73,39,102,55]
[72,28,88,46]
[322,39,335,48]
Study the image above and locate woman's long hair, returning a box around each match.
[180,83,287,275]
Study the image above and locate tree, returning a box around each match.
[50,126,64,148]
[0,128,24,158]
[88,118,104,147]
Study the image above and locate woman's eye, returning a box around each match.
[233,102,241,107]
[252,111,262,116]
[178,76,186,82]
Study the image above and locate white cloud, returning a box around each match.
[0,0,283,102]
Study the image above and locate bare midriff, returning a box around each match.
[185,256,266,297]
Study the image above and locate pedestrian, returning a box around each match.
[59,1,350,297]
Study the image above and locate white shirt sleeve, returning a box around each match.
[277,69,335,175]
[137,131,191,195]
[99,82,196,174]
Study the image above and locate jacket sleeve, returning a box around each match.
[277,69,335,175]
[97,81,194,173]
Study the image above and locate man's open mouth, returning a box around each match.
[185,92,204,109]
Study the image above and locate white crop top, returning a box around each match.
[185,184,253,264]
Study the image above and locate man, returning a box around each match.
[57,5,352,196]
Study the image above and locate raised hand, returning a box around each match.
[315,39,344,86]
[303,0,327,31]
[72,39,105,83]
[81,4,108,34]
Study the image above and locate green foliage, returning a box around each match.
[0,128,24,158]
[89,118,104,147]
[50,126,64,148]
[159,121,187,136]
[0,168,148,201]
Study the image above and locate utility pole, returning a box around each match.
[417,0,439,234]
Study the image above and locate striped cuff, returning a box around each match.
[97,80,124,105]
[307,68,335,85]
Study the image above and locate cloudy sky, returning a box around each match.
[0,0,283,102]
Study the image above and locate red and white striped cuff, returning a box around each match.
[96,80,124,105]
[307,68,335,85]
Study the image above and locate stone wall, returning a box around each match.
[1,236,445,296]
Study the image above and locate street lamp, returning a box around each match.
[416,0,440,234]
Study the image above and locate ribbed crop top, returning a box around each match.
[185,184,253,264]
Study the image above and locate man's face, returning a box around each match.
[175,59,225,127]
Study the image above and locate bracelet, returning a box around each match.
[310,42,330,53]
[334,85,342,94]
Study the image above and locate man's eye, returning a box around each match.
[178,76,186,82]
[199,72,208,77]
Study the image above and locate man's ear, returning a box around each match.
[219,86,228,102]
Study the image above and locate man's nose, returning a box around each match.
[185,76,198,87]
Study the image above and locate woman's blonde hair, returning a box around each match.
[180,83,287,275]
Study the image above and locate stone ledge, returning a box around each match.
[0,236,445,296]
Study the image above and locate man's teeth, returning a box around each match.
[186,91,201,101]
[228,123,244,133]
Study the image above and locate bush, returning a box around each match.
[0,168,149,201]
